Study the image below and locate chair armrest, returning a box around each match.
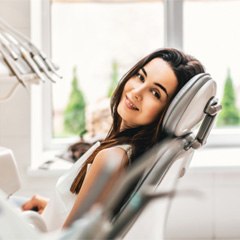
[0,147,21,196]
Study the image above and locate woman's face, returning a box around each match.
[117,58,178,130]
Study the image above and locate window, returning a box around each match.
[39,0,240,152]
[49,0,164,144]
[183,0,240,146]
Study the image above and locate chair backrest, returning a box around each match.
[102,73,221,239]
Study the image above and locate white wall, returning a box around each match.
[0,1,240,240]
[166,163,240,240]
[0,0,31,179]
[0,0,59,198]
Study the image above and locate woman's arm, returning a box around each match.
[63,146,128,228]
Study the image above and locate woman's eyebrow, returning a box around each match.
[154,83,169,98]
[141,67,147,77]
[141,67,169,98]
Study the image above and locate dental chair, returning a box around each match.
[106,72,221,239]
[57,72,221,240]
[0,73,221,240]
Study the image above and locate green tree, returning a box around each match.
[64,66,86,137]
[107,60,119,97]
[217,69,240,126]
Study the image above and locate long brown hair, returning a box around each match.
[70,48,205,194]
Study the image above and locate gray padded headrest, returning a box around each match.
[162,73,216,136]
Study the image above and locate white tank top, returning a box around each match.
[115,144,132,159]
[42,141,131,231]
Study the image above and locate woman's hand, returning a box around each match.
[21,195,49,214]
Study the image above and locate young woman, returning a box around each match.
[22,48,205,230]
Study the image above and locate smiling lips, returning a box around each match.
[125,96,139,111]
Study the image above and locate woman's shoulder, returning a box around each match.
[95,145,130,167]
[97,146,128,160]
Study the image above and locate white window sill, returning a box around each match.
[27,146,240,179]
[29,134,104,176]
[190,146,240,170]
[28,149,73,177]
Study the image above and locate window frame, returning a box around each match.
[38,0,240,153]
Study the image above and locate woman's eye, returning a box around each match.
[152,90,161,99]
[136,73,144,82]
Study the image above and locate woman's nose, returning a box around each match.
[132,86,143,101]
